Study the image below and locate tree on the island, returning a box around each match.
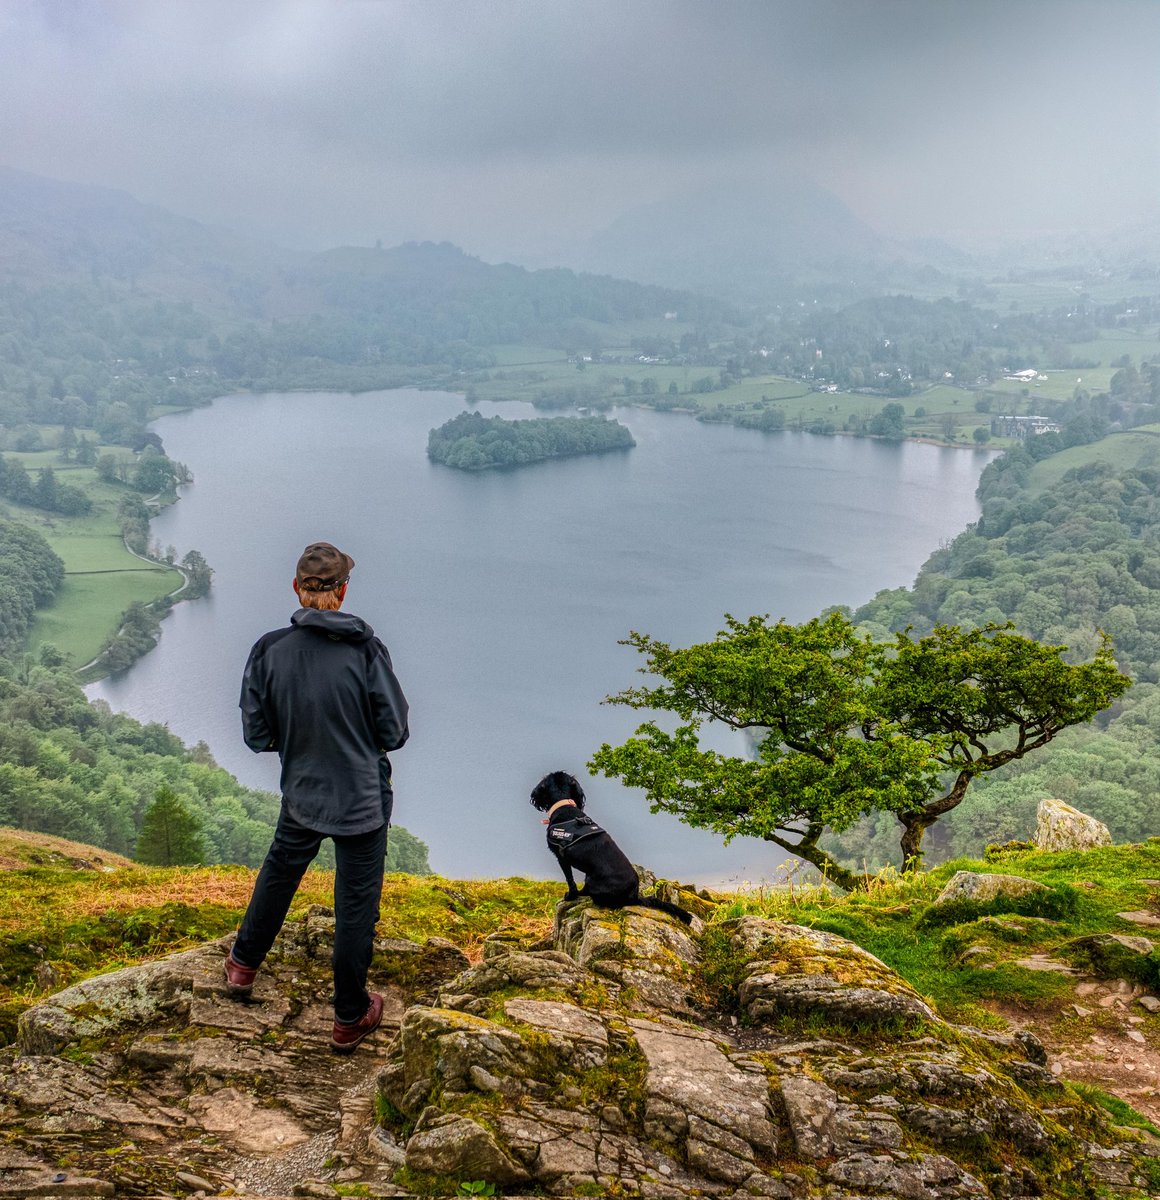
[589,612,1130,891]
[136,785,205,866]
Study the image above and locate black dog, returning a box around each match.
[530,771,693,925]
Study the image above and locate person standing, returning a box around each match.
[227,542,409,1053]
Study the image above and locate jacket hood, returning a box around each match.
[291,608,376,642]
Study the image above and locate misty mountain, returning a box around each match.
[569,179,902,301]
[302,240,729,336]
[0,166,731,337]
[0,165,299,313]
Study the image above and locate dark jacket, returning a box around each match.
[239,608,409,836]
[546,804,640,904]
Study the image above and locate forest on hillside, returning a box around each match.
[0,521,430,874]
[828,422,1160,869]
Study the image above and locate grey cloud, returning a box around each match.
[0,1,1157,254]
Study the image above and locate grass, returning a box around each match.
[1068,1082,1160,1137]
[1066,327,1160,367]
[0,432,185,669]
[1025,424,1160,496]
[0,844,559,1042]
[705,841,1160,1023]
[30,566,181,667]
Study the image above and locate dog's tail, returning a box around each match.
[638,895,695,925]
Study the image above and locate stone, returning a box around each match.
[1137,994,1160,1013]
[502,997,609,1065]
[367,1126,407,1166]
[729,917,936,1027]
[399,1006,529,1101]
[1117,909,1160,927]
[826,1150,989,1198]
[440,950,595,1004]
[16,942,220,1054]
[1065,932,1156,981]
[174,1171,215,1192]
[1034,798,1112,852]
[2,893,1153,1200]
[685,1114,755,1183]
[1013,954,1080,974]
[0,1175,114,1197]
[555,903,701,1017]
[779,1077,903,1159]
[405,1112,530,1186]
[933,871,1050,906]
[186,1086,311,1154]
[628,1017,776,1158]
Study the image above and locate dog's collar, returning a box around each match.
[546,799,579,819]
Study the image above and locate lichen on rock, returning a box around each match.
[0,895,1156,1198]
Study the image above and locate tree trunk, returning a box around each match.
[765,831,868,893]
[899,813,931,873]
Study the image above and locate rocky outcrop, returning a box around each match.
[1034,798,1113,852]
[932,871,1049,906]
[0,899,1156,1198]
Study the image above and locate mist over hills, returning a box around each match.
[0,165,299,312]
[567,179,896,297]
[0,165,733,334]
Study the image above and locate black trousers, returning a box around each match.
[233,807,387,1024]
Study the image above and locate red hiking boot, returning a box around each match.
[223,951,258,997]
[331,993,384,1054]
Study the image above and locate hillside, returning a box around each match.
[573,179,900,303]
[0,164,297,313]
[0,827,133,872]
[0,841,1156,1197]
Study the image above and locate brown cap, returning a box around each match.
[296,542,355,592]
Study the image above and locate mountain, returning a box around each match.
[0,165,299,313]
[0,166,732,334]
[571,178,900,301]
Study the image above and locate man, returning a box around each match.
[228,542,409,1053]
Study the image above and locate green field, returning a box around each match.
[1066,326,1160,366]
[1,438,184,669]
[1026,424,1160,496]
[981,368,1110,406]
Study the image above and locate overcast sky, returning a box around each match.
[1,1,1157,260]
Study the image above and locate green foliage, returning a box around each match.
[0,522,65,654]
[179,549,213,599]
[0,658,431,871]
[387,825,433,875]
[843,428,1160,866]
[456,1183,497,1197]
[591,612,1127,886]
[1067,1083,1160,1137]
[427,411,635,470]
[916,883,1083,929]
[135,785,205,866]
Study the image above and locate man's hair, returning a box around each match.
[530,770,586,812]
[298,585,344,612]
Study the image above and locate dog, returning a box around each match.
[530,770,693,925]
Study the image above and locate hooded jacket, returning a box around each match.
[239,608,409,836]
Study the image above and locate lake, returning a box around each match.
[89,390,994,882]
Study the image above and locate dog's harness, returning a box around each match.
[547,812,606,897]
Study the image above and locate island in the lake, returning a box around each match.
[427,410,636,470]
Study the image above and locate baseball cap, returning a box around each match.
[295,542,355,592]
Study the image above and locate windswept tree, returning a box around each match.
[590,612,1129,890]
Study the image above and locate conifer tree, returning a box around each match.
[136,785,205,866]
